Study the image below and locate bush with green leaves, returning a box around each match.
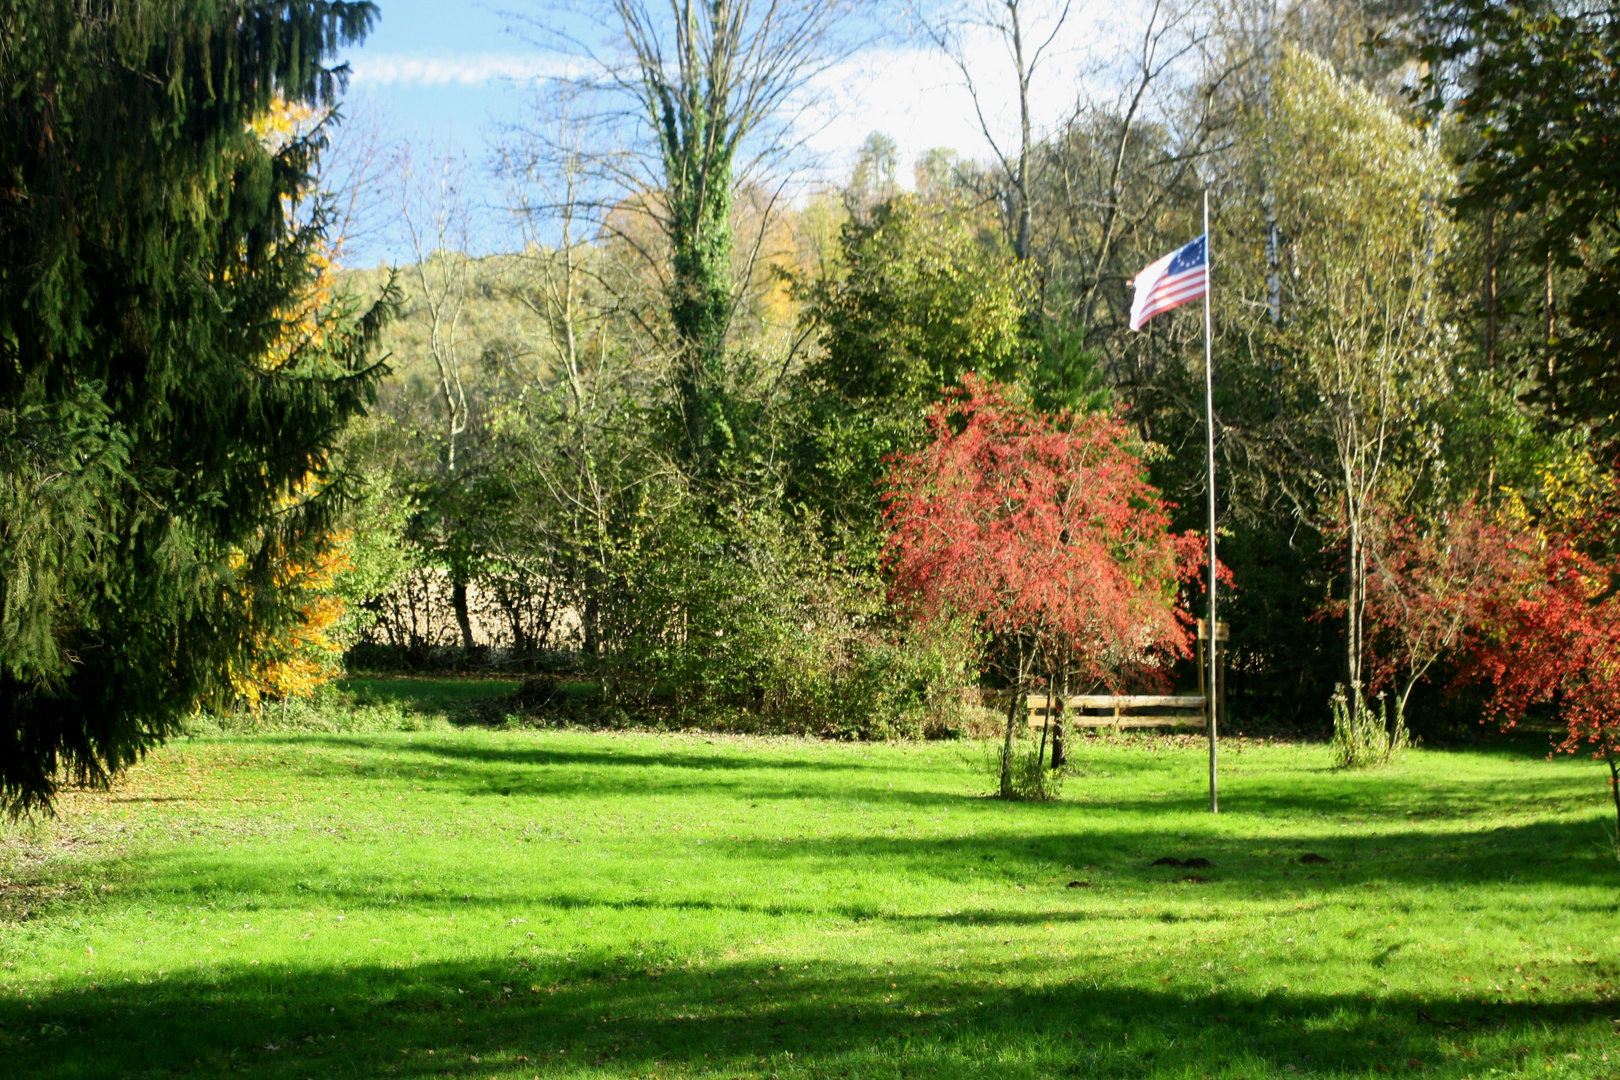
[187,684,446,737]
[570,504,976,739]
[1002,739,1067,801]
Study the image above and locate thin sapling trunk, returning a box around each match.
[1001,645,1029,799]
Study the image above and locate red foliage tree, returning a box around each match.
[1470,534,1620,836]
[882,376,1202,796]
[1365,493,1620,833]
[1362,500,1523,718]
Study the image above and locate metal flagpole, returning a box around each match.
[1205,187,1218,809]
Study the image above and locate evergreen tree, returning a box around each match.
[0,0,389,812]
[1431,0,1620,447]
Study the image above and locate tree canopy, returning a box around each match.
[1433,0,1620,442]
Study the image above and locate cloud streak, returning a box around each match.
[351,53,569,87]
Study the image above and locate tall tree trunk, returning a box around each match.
[1037,674,1053,769]
[1000,688,1020,799]
[1544,251,1557,412]
[1483,206,1498,366]
[452,574,475,653]
[1051,667,1067,769]
[503,589,528,655]
[1079,0,1164,330]
[1345,466,1364,721]
[583,592,601,658]
[610,0,843,474]
[1261,0,1281,326]
[1011,0,1032,263]
[669,188,735,469]
[1545,251,1556,346]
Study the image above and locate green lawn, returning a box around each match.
[341,676,527,715]
[2,717,1616,1079]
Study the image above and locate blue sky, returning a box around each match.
[331,1,1155,262]
[339,0,533,160]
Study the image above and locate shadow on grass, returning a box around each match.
[116,809,1618,923]
[2,955,1611,1080]
[732,815,1619,893]
[250,732,1605,838]
[262,734,885,777]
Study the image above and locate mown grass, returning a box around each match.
[183,676,525,736]
[2,689,1617,1079]
[341,676,529,713]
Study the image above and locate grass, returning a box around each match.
[2,683,1617,1079]
[341,676,529,713]
[183,676,525,736]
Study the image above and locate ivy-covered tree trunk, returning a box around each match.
[666,153,736,470]
[0,1,390,813]
[613,0,843,479]
[638,0,743,476]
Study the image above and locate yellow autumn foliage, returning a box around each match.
[230,536,354,707]
[248,96,339,372]
[1497,441,1608,543]
[227,97,356,707]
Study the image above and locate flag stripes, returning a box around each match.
[1129,234,1208,331]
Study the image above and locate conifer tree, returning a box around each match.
[0,0,389,812]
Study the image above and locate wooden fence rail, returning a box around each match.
[977,620,1228,737]
[979,690,1210,730]
[1027,693,1206,730]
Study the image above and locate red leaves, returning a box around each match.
[881,376,1196,689]
[1365,495,1620,806]
[1363,500,1522,702]
[1471,535,1620,764]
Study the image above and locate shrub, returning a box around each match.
[187,684,450,736]
[1330,684,1410,768]
[535,502,979,738]
[984,732,1066,800]
[883,376,1202,796]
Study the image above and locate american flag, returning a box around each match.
[1128,234,1208,331]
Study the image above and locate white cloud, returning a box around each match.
[345,1,1171,191]
[350,53,571,87]
[796,10,1134,187]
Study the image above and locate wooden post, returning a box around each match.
[1196,622,1207,708]
[1051,670,1067,768]
[1198,618,1229,749]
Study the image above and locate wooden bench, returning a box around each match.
[1026,693,1208,731]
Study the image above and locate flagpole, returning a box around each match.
[1203,188,1219,815]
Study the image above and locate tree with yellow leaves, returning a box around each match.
[227,98,402,710]
[231,538,354,708]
